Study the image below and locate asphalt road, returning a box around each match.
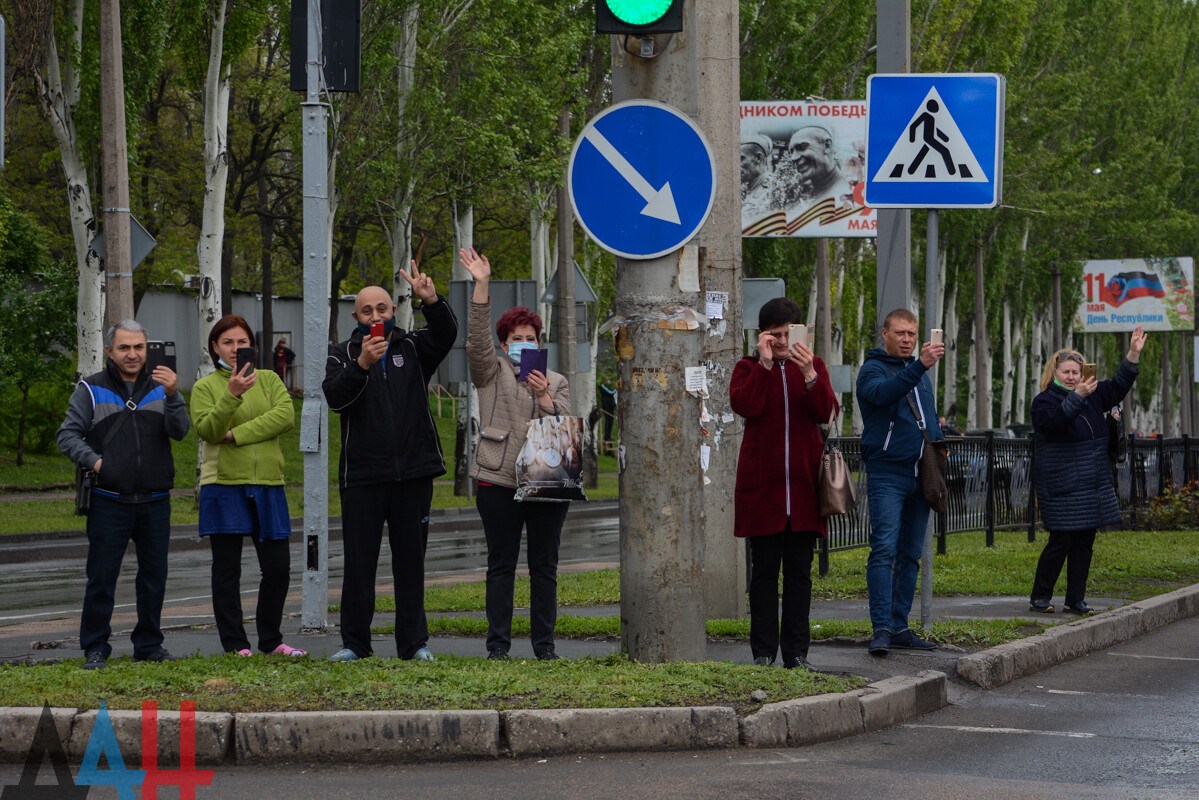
[4,615,1193,799]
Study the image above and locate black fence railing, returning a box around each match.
[814,432,1198,575]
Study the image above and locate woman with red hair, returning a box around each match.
[460,247,571,661]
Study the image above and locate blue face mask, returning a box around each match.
[356,317,396,338]
[217,358,233,371]
[507,341,538,364]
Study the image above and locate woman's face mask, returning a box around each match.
[507,341,538,364]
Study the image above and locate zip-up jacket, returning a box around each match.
[1031,358,1138,531]
[466,299,570,488]
[56,360,191,502]
[322,298,458,489]
[192,365,294,486]
[856,347,943,477]
[730,354,837,537]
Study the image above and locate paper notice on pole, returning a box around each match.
[700,445,711,471]
[685,366,707,394]
[705,291,726,320]
[677,244,699,292]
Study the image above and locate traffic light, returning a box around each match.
[596,0,684,35]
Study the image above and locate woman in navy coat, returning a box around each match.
[1029,326,1147,615]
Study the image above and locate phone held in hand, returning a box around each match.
[236,347,256,376]
[519,348,549,382]
[1082,362,1097,381]
[146,341,177,373]
[930,328,944,345]
[787,324,805,349]
[370,322,385,340]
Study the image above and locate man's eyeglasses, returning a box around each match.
[1056,353,1084,364]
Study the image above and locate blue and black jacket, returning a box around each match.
[856,347,944,476]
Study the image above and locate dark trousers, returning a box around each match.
[209,534,291,653]
[748,526,817,662]
[1031,528,1097,607]
[339,479,433,659]
[476,484,569,654]
[80,495,171,658]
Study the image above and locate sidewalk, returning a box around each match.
[4,584,1198,765]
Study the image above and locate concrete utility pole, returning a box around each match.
[816,239,833,357]
[610,2,712,661]
[695,0,746,621]
[99,0,134,324]
[875,0,912,332]
[299,0,331,631]
[557,107,579,414]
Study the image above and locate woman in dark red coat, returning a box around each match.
[730,297,837,671]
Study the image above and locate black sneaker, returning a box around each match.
[534,649,560,661]
[1064,602,1095,616]
[868,630,891,656]
[487,648,510,661]
[1029,599,1055,614]
[782,656,815,671]
[752,656,774,667]
[134,647,177,663]
[82,651,107,670]
[891,629,937,650]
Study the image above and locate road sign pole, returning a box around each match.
[609,9,707,662]
[874,0,912,336]
[99,0,134,325]
[920,208,939,632]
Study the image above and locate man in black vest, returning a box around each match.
[57,320,191,669]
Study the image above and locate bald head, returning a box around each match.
[353,286,395,325]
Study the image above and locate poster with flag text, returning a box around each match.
[739,101,875,238]
[1074,257,1194,333]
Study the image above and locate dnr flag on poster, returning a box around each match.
[1075,257,1195,333]
[1100,271,1166,308]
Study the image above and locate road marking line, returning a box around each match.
[0,592,245,622]
[1046,689,1165,699]
[904,724,1095,738]
[1108,652,1199,662]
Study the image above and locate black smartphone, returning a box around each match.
[145,341,177,373]
[236,346,256,376]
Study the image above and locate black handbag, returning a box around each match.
[74,401,136,516]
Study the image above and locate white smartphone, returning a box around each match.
[930,328,944,345]
[788,324,805,348]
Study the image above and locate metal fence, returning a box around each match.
[814,432,1198,575]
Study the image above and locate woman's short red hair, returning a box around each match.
[496,306,542,342]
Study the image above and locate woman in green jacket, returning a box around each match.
[192,315,303,656]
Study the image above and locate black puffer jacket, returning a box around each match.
[323,299,457,489]
[1032,359,1138,531]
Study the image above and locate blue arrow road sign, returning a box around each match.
[569,100,716,260]
[864,73,1005,209]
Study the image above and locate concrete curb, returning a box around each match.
[956,583,1199,689]
[738,670,946,748]
[0,672,940,766]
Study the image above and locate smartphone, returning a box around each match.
[145,341,177,373]
[1082,362,1097,381]
[806,323,816,348]
[369,322,385,340]
[236,346,256,376]
[930,328,944,345]
[788,324,805,349]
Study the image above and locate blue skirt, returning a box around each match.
[198,484,292,540]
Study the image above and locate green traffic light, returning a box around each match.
[606,0,673,26]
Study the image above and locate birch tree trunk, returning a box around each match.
[196,0,232,381]
[1162,337,1173,437]
[966,341,979,431]
[1015,319,1028,424]
[530,189,553,328]
[386,3,419,332]
[973,244,990,428]
[851,292,865,435]
[942,280,958,421]
[452,200,478,496]
[1000,299,1014,425]
[33,1,103,375]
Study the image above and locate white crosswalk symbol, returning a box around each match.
[872,86,986,183]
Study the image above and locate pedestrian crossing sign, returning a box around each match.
[864,73,1005,208]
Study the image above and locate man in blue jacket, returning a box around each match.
[856,309,944,656]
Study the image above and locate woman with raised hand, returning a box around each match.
[1029,326,1147,616]
[192,315,303,657]
[460,246,571,662]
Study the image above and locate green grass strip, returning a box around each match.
[0,654,861,714]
